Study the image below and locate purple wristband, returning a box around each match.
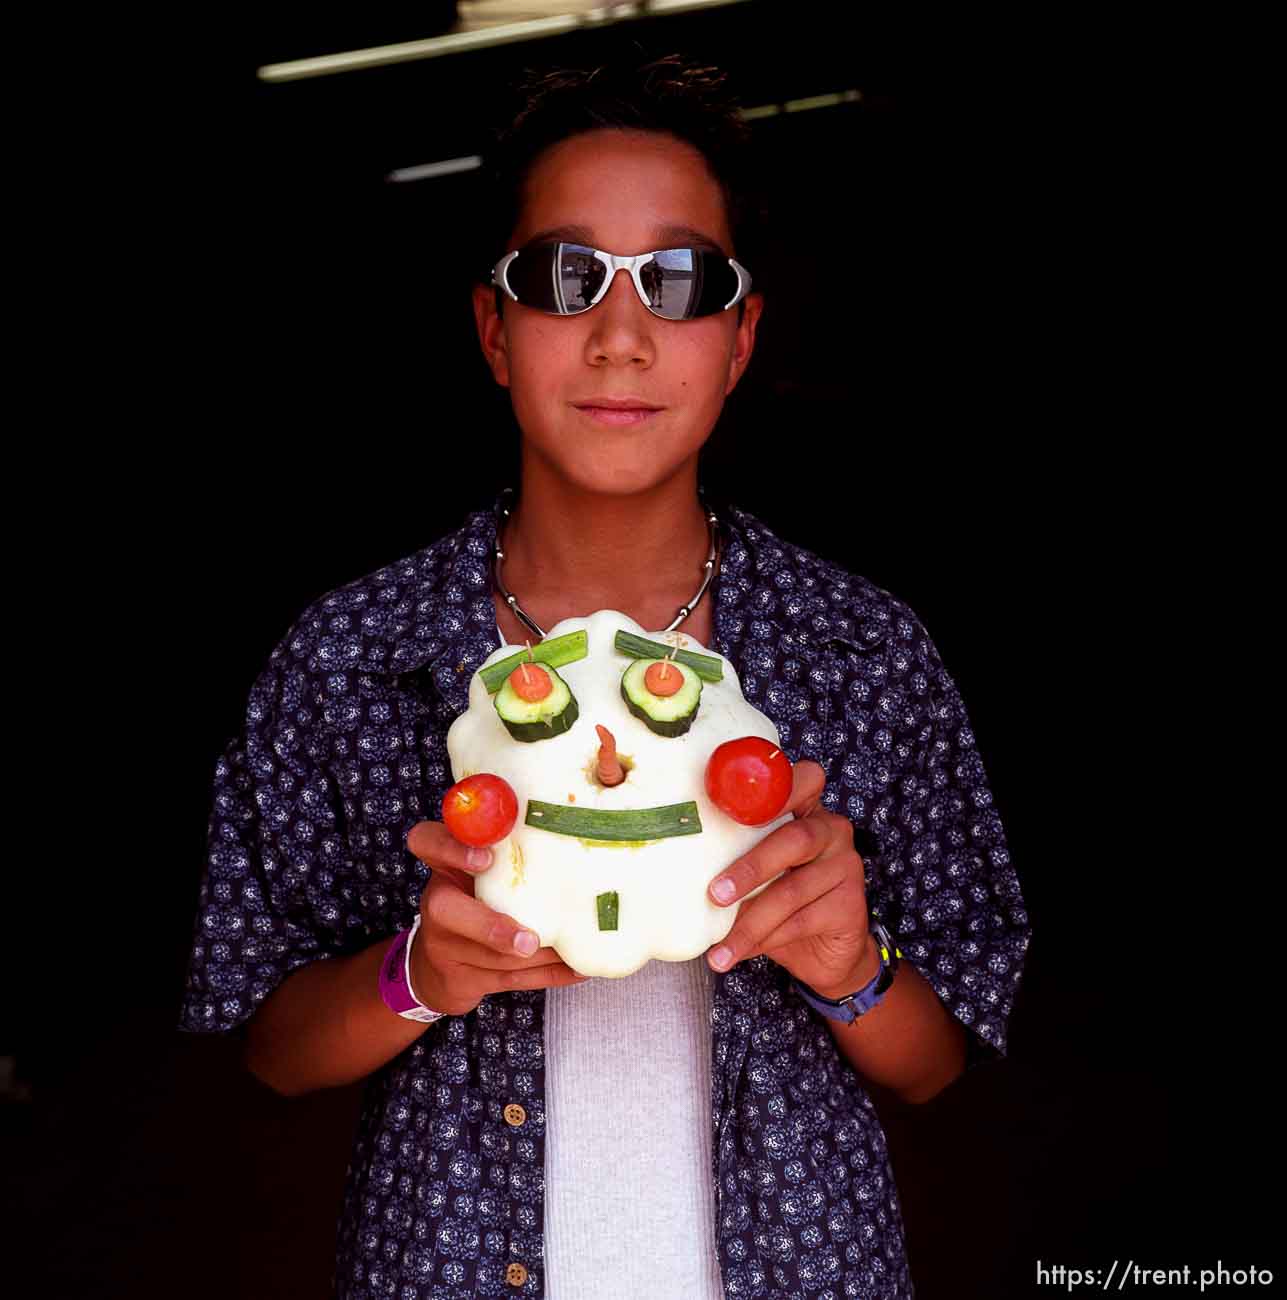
[378,916,445,1024]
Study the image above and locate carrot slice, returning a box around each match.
[508,661,552,702]
[644,658,683,698]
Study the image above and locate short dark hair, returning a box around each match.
[480,51,764,318]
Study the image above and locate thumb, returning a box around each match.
[787,759,827,820]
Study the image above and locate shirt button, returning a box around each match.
[506,1262,528,1286]
[503,1103,527,1127]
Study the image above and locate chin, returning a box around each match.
[531,435,703,497]
[570,455,700,499]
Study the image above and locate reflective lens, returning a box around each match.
[553,245,606,313]
[501,242,745,320]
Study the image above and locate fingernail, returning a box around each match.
[513,930,538,956]
[467,848,492,870]
[711,877,736,904]
[710,945,732,971]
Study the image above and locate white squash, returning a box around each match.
[445,609,792,978]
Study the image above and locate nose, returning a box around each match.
[595,724,626,787]
[601,263,644,304]
[584,267,655,367]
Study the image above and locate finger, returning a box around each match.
[741,880,867,965]
[708,812,833,908]
[406,819,496,875]
[420,877,543,958]
[430,931,569,971]
[708,853,849,971]
[786,759,827,819]
[458,959,592,992]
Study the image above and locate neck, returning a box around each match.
[500,456,710,611]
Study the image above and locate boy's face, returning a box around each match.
[473,128,763,498]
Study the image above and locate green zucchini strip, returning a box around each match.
[596,891,619,931]
[479,629,589,694]
[613,629,723,682]
[524,798,703,841]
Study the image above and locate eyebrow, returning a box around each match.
[524,223,727,255]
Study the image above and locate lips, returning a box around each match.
[572,397,663,410]
[576,408,658,426]
[572,397,663,427]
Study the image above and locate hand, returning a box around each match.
[705,760,880,999]
[405,820,590,1017]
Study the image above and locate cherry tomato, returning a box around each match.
[705,737,793,826]
[441,773,518,847]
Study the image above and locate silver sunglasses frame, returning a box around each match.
[491,243,752,318]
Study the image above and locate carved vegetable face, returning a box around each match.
[445,609,792,978]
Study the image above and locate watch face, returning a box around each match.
[870,919,899,970]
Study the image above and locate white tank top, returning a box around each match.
[492,623,723,1298]
[542,956,724,1299]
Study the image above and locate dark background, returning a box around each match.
[10,4,1265,1297]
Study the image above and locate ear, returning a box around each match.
[472,282,511,389]
[723,291,764,397]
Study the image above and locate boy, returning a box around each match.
[180,52,1029,1299]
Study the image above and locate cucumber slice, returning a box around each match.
[524,799,702,841]
[596,891,619,931]
[620,658,702,737]
[614,630,723,682]
[494,665,579,742]
[479,629,589,694]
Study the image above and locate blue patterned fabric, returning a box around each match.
[179,491,1029,1299]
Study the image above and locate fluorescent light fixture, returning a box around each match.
[258,0,753,83]
[387,156,484,182]
[784,89,862,112]
[743,89,864,119]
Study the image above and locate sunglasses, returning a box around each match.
[491,241,753,321]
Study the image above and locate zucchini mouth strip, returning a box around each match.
[524,798,703,841]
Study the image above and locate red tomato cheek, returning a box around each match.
[441,773,519,846]
[705,737,794,827]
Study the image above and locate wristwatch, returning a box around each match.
[790,919,902,1024]
[379,915,448,1024]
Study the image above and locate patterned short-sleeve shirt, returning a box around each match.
[179,491,1030,1299]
